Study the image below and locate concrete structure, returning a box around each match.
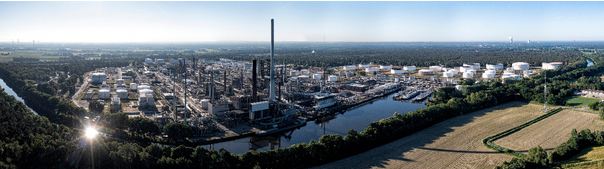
[390,69,405,74]
[379,65,393,69]
[200,99,210,110]
[365,67,379,73]
[328,75,338,82]
[404,66,416,71]
[513,62,530,70]
[145,58,153,64]
[486,63,504,70]
[209,101,229,116]
[250,101,269,120]
[343,65,356,70]
[418,69,433,76]
[542,62,564,70]
[91,73,107,84]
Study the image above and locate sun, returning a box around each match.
[85,127,99,140]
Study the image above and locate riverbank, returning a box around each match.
[0,78,37,115]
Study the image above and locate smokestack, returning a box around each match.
[269,19,276,102]
[252,59,257,102]
[224,70,227,96]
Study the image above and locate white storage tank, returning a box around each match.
[116,89,128,99]
[429,66,442,72]
[99,89,111,99]
[418,69,433,76]
[328,75,338,82]
[542,62,563,70]
[390,69,405,74]
[462,72,474,78]
[365,67,379,73]
[155,59,164,64]
[145,58,153,64]
[467,69,477,75]
[485,69,496,74]
[91,73,107,84]
[201,99,210,110]
[486,63,504,70]
[460,66,474,73]
[482,72,496,79]
[448,69,459,75]
[379,65,393,69]
[343,65,356,70]
[130,83,137,91]
[358,64,370,68]
[513,62,530,70]
[443,71,454,78]
[403,66,416,71]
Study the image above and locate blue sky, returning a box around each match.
[1,1,603,42]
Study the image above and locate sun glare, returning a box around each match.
[85,127,99,140]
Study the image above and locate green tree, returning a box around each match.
[128,116,161,136]
[163,122,194,140]
[106,112,129,130]
[89,100,105,114]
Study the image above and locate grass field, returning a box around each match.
[564,146,604,168]
[494,109,604,156]
[315,101,545,169]
[564,96,601,107]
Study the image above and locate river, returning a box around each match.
[0,78,38,115]
[203,93,427,154]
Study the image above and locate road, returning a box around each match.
[72,72,91,110]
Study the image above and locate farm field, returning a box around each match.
[564,96,601,107]
[315,101,545,169]
[494,109,604,155]
[562,146,604,168]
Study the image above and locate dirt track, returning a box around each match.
[314,101,545,169]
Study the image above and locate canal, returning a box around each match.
[204,93,427,154]
[0,78,38,115]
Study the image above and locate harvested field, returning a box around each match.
[494,109,604,153]
[314,101,544,169]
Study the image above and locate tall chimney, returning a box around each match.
[252,59,257,102]
[224,70,227,96]
[269,19,276,102]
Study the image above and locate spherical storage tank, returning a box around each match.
[512,62,530,70]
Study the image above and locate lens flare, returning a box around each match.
[85,127,99,139]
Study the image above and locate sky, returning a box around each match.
[1,1,603,43]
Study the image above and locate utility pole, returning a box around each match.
[543,72,548,111]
